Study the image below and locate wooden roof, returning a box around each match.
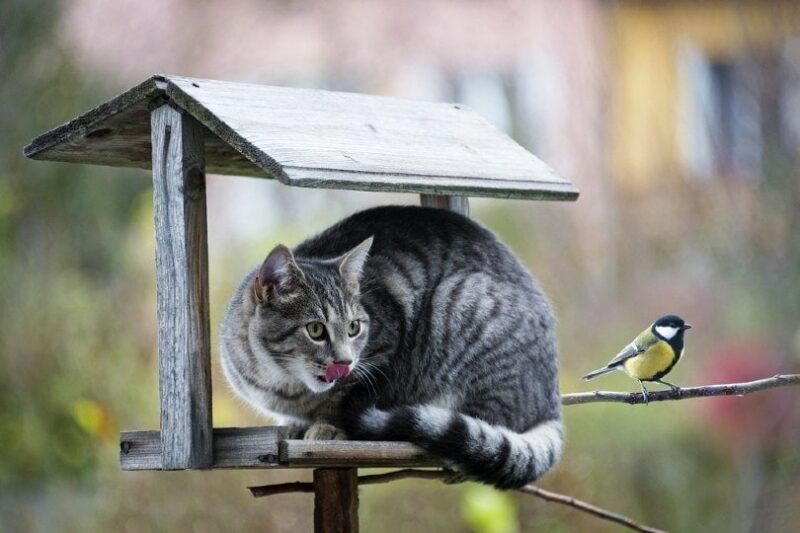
[25,75,578,200]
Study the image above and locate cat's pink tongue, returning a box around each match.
[325,363,351,383]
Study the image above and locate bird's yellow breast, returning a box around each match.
[622,341,679,380]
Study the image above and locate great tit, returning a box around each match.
[583,314,691,403]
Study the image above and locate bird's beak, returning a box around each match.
[682,324,692,330]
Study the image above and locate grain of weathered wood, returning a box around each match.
[420,194,469,215]
[119,427,443,470]
[120,427,286,470]
[24,75,578,200]
[279,440,440,468]
[151,104,213,469]
[314,469,359,533]
[119,430,162,470]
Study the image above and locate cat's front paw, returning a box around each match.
[284,424,310,440]
[304,423,348,440]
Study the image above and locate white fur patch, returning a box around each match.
[655,325,679,340]
[293,360,335,394]
[413,405,453,438]
[360,406,390,432]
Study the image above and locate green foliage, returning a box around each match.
[461,484,519,533]
[0,0,152,489]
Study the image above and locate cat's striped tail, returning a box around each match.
[346,405,563,489]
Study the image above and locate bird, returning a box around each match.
[582,314,692,403]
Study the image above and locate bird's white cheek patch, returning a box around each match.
[655,325,679,339]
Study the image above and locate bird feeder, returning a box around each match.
[25,74,578,532]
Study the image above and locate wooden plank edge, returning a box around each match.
[23,76,165,159]
[279,440,442,468]
[163,79,290,184]
[119,427,444,470]
[121,426,286,471]
[284,167,580,201]
[164,77,579,200]
[23,73,579,202]
[151,106,213,469]
[22,153,269,178]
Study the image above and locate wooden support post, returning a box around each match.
[313,468,359,533]
[151,102,213,469]
[420,194,469,216]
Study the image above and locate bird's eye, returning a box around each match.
[347,320,361,337]
[306,321,326,340]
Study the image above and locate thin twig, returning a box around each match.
[518,484,664,533]
[249,481,314,497]
[247,470,450,497]
[562,374,800,406]
[358,469,451,485]
[249,469,663,532]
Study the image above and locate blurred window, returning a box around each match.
[678,42,762,182]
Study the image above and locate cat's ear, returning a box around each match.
[338,236,373,290]
[254,245,305,303]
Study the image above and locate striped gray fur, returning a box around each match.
[220,206,562,488]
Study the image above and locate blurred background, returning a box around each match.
[1,0,799,531]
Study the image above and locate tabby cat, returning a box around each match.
[220,206,562,489]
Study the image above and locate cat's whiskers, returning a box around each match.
[352,365,378,398]
[358,359,389,383]
[355,285,383,299]
[268,351,298,359]
[356,370,377,398]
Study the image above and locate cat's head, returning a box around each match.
[247,237,373,393]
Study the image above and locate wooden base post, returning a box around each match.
[313,468,359,533]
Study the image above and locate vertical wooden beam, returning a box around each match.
[313,468,359,533]
[419,194,470,216]
[151,103,213,469]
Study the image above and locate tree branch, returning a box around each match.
[517,484,664,533]
[247,470,455,497]
[249,469,664,532]
[562,374,800,406]
[248,374,800,529]
[249,481,314,497]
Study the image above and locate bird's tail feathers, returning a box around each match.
[345,404,563,489]
[582,365,618,381]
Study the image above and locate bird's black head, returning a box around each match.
[652,314,691,341]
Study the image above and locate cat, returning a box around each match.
[219,205,563,489]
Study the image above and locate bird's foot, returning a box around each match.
[657,379,681,392]
[638,381,650,405]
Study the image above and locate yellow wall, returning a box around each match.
[609,0,800,189]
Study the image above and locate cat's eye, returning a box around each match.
[347,320,361,337]
[306,321,326,340]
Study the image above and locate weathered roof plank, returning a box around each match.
[25,74,578,200]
